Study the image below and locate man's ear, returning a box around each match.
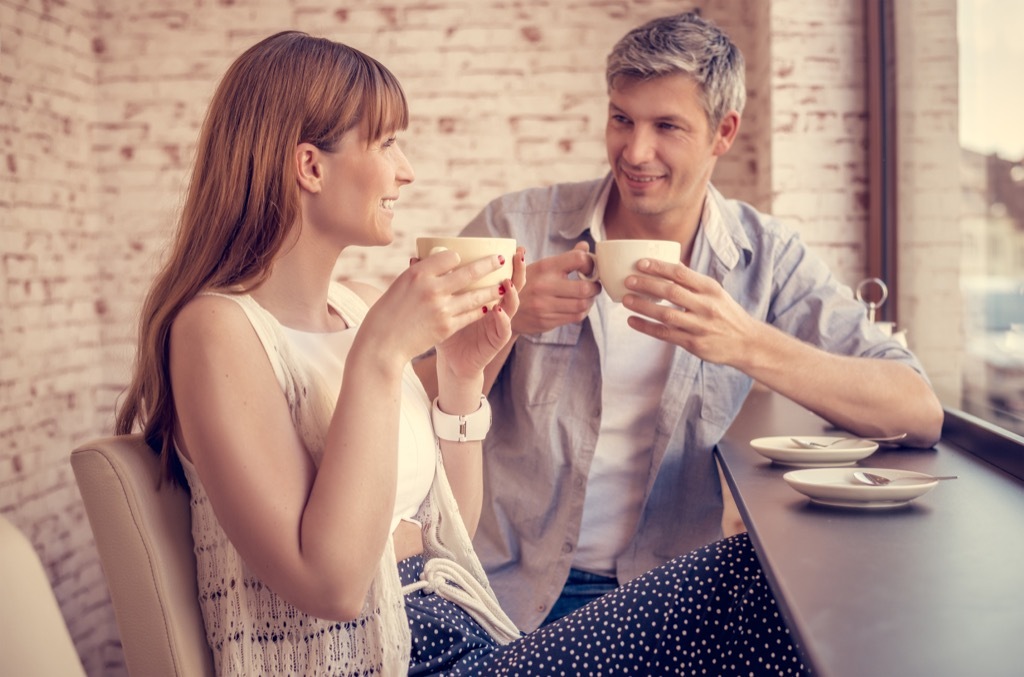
[712,110,741,157]
[295,142,323,193]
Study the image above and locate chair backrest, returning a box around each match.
[71,434,215,677]
[0,513,88,677]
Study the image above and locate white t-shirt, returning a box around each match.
[573,188,675,576]
[281,325,436,533]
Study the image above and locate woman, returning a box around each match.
[117,31,806,675]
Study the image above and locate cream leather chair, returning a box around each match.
[71,435,215,677]
[0,513,87,677]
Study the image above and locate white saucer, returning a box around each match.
[749,436,879,468]
[783,467,939,509]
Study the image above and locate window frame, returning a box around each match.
[865,0,899,324]
[866,0,1024,463]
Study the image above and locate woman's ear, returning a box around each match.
[295,143,323,193]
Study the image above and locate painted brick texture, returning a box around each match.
[1,1,126,674]
[769,0,871,276]
[1,1,921,673]
[893,0,962,405]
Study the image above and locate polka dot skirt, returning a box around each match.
[404,533,809,675]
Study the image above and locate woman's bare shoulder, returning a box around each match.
[340,280,384,308]
[172,291,261,351]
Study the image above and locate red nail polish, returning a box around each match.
[499,284,506,295]
[496,306,504,314]
[498,255,506,265]
[520,253,525,262]
[482,306,488,314]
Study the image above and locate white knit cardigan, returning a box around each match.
[180,283,518,676]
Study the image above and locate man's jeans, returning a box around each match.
[540,567,618,626]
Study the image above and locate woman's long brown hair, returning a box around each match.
[115,32,409,484]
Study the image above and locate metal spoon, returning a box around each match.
[852,471,958,486]
[790,433,908,449]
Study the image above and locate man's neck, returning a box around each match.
[602,186,706,265]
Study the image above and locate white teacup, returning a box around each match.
[415,236,516,291]
[581,239,682,302]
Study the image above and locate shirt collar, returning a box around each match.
[589,177,614,242]
[556,174,615,240]
[690,184,751,273]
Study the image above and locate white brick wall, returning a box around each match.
[1,1,914,673]
[768,0,871,281]
[1,1,126,674]
[893,0,962,405]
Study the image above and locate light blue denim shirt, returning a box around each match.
[462,174,925,631]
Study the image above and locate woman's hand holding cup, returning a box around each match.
[428,240,524,382]
[364,242,513,365]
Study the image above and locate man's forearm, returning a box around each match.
[738,322,944,447]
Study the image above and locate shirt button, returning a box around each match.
[562,542,573,554]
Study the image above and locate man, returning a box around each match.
[462,12,943,632]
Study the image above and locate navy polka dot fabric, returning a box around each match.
[405,533,808,675]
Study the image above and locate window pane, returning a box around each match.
[957,0,1024,435]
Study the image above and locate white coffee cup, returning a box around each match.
[415,236,516,291]
[580,239,682,302]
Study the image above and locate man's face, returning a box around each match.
[605,73,733,227]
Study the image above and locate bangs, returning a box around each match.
[302,41,409,150]
[360,59,409,142]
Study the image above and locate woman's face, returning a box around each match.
[304,121,415,248]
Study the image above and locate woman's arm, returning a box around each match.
[172,253,510,621]
[171,296,405,621]
[433,367,487,535]
[430,249,524,534]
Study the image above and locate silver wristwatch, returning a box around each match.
[431,395,492,442]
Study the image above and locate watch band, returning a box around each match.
[431,395,492,442]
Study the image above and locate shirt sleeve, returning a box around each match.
[461,200,508,238]
[764,221,930,379]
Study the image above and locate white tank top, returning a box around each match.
[279,324,436,533]
[179,283,518,676]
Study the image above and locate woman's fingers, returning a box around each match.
[496,276,520,318]
[416,248,507,295]
[396,247,524,349]
[511,246,527,290]
[454,280,506,316]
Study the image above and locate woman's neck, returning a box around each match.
[250,237,347,332]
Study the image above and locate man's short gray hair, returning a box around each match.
[606,12,746,130]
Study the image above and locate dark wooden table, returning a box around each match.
[715,387,1024,677]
